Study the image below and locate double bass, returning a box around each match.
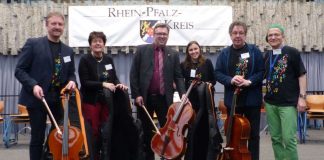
[151,79,197,160]
[219,88,251,160]
[45,88,83,160]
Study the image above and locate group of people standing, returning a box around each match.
[15,11,307,160]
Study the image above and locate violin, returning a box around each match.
[219,88,251,160]
[151,79,197,160]
[47,88,83,160]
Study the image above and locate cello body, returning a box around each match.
[218,87,251,160]
[151,102,195,159]
[151,79,199,160]
[48,90,84,160]
[48,126,83,160]
[222,114,251,160]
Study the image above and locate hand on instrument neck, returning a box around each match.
[181,94,188,104]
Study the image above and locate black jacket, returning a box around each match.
[100,88,142,160]
[185,82,223,160]
[15,36,76,108]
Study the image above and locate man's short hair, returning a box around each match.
[228,21,248,35]
[46,11,65,24]
[153,23,170,33]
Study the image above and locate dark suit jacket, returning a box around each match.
[15,36,76,108]
[130,44,185,107]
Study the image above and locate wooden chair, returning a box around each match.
[11,104,30,129]
[3,104,31,148]
[218,99,227,121]
[299,95,324,143]
[0,101,4,123]
[217,99,227,132]
[306,95,324,118]
[17,104,29,116]
[11,104,30,123]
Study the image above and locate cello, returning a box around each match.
[151,79,197,160]
[218,88,251,160]
[47,88,83,160]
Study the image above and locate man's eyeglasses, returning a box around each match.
[231,32,245,36]
[154,32,168,36]
[267,33,282,38]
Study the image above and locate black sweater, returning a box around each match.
[78,53,120,104]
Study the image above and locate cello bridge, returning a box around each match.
[168,127,176,132]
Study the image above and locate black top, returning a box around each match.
[181,58,215,111]
[78,53,120,104]
[229,44,251,77]
[48,40,61,58]
[264,45,306,106]
[181,58,216,88]
[48,40,62,88]
[228,44,251,107]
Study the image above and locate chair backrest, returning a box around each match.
[306,95,324,113]
[0,101,4,113]
[0,101,4,121]
[218,99,227,120]
[18,104,29,116]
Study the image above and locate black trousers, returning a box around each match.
[27,91,63,160]
[227,106,261,160]
[138,94,168,160]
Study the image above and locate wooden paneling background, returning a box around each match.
[0,0,323,55]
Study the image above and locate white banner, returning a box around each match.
[69,5,232,47]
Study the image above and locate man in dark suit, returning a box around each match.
[130,23,186,160]
[15,11,76,160]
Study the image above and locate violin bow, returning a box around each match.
[42,97,62,135]
[141,105,161,135]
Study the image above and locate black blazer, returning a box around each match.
[15,36,76,108]
[78,53,120,104]
[130,44,185,107]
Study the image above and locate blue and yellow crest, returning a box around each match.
[140,20,158,43]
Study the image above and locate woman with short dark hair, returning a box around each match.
[78,31,128,159]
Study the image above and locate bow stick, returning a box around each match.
[42,97,62,135]
[141,105,161,135]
